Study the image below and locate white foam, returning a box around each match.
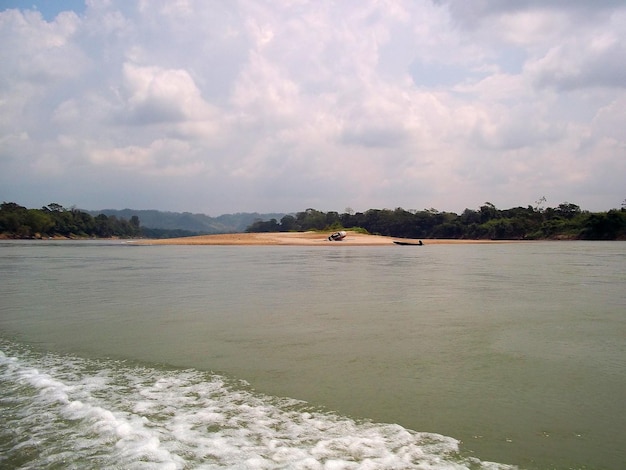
[0,342,518,469]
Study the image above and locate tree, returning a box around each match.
[47,203,65,212]
[279,215,298,231]
[580,210,626,240]
[26,209,53,235]
[534,196,547,212]
[479,202,498,223]
[245,218,280,232]
[93,214,108,237]
[555,202,581,219]
[0,202,27,233]
[460,208,481,225]
[295,208,326,230]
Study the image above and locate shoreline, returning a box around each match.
[134,231,530,246]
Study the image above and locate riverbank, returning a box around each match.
[136,231,526,246]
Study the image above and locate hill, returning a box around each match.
[87,209,287,234]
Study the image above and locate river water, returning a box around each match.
[1,240,624,469]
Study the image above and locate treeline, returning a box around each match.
[0,202,142,239]
[89,208,286,233]
[246,203,626,240]
[4,201,625,241]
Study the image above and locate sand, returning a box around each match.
[136,231,519,246]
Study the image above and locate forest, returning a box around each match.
[246,202,626,240]
[0,202,278,239]
[2,201,625,240]
[0,202,143,239]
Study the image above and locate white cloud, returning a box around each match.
[89,138,207,176]
[527,34,626,91]
[1,0,625,214]
[0,9,84,83]
[121,63,215,124]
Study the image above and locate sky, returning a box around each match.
[1,1,625,216]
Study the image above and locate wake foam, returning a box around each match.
[0,342,517,469]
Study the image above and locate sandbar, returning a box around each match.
[136,231,519,246]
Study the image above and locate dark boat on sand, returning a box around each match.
[393,240,423,246]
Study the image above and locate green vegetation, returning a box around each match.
[3,200,625,240]
[0,202,277,239]
[246,203,626,240]
[0,202,142,239]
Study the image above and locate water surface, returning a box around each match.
[1,240,625,469]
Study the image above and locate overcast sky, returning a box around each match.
[1,1,625,215]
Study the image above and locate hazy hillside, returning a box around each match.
[88,209,287,233]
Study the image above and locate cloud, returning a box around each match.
[1,0,625,214]
[89,138,207,176]
[121,63,216,125]
[440,0,624,28]
[526,26,626,90]
[0,9,84,84]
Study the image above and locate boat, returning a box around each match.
[393,240,423,246]
[328,231,347,241]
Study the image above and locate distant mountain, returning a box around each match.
[87,209,287,234]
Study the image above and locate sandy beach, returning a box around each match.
[137,231,517,246]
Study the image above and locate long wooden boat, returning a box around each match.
[393,240,423,246]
